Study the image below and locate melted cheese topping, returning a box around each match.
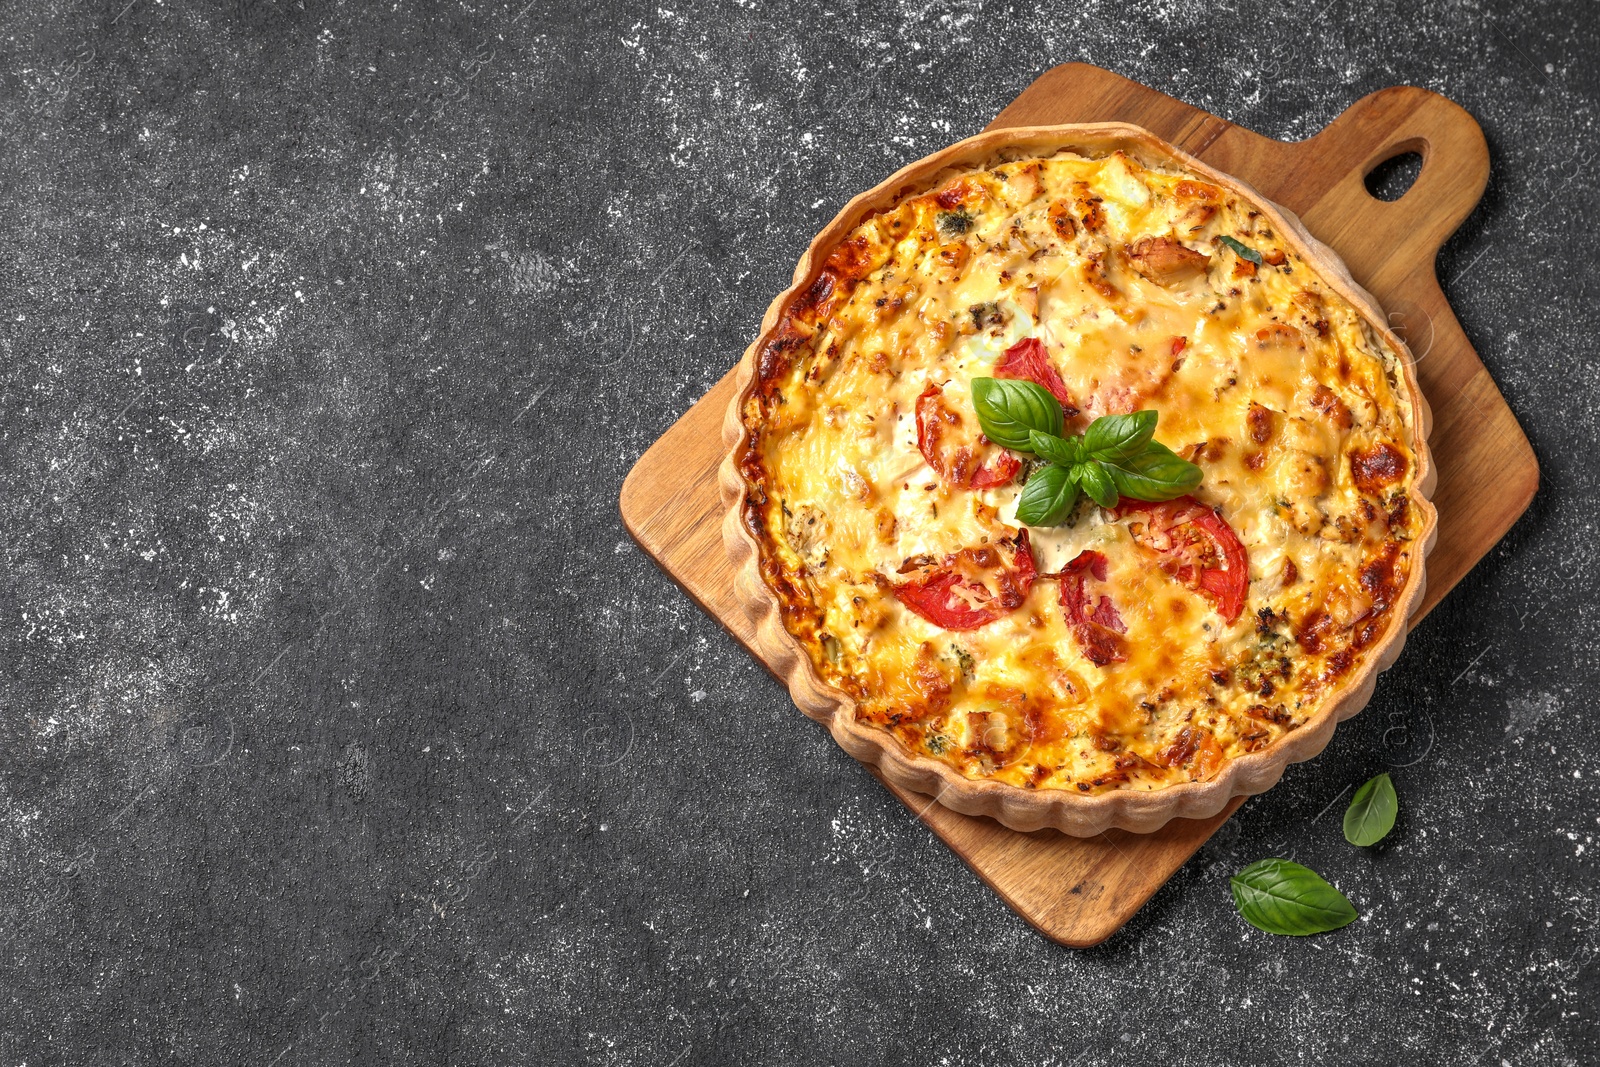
[740,147,1422,794]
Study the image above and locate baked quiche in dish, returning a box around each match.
[720,124,1436,835]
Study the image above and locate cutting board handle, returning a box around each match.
[1294,86,1490,280]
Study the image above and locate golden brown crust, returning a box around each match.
[719,123,1436,836]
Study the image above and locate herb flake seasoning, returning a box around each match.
[935,209,972,239]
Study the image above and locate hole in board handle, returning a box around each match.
[1364,151,1424,203]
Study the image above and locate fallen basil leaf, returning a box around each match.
[971,377,1063,450]
[1220,234,1263,264]
[1074,461,1119,509]
[1230,858,1358,935]
[1015,464,1079,527]
[1082,410,1156,461]
[1099,441,1203,501]
[1343,773,1398,846]
[1027,429,1080,466]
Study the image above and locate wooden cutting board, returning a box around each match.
[619,63,1537,946]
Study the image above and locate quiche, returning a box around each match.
[720,125,1435,834]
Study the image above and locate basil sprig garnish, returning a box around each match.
[1073,461,1119,510]
[1026,429,1079,466]
[1229,859,1358,936]
[970,378,1062,450]
[1219,234,1263,264]
[1014,463,1079,526]
[1097,441,1201,502]
[970,378,1201,524]
[1081,410,1156,459]
[1343,773,1399,846]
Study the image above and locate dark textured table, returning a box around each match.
[1,2,1594,1063]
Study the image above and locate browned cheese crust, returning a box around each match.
[736,142,1425,796]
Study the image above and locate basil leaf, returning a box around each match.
[971,378,1063,450]
[1230,859,1358,936]
[1074,461,1119,509]
[1099,441,1203,502]
[1015,464,1079,526]
[1027,429,1080,466]
[1082,410,1156,460]
[1343,773,1398,846]
[1220,234,1263,264]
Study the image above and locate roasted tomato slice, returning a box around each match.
[915,383,1022,488]
[893,531,1037,631]
[1115,496,1249,624]
[993,337,1078,413]
[969,451,1023,488]
[1057,550,1128,666]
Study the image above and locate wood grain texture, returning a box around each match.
[619,63,1537,947]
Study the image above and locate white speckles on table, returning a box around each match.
[0,0,1595,1063]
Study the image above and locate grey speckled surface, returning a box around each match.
[0,1,1595,1063]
